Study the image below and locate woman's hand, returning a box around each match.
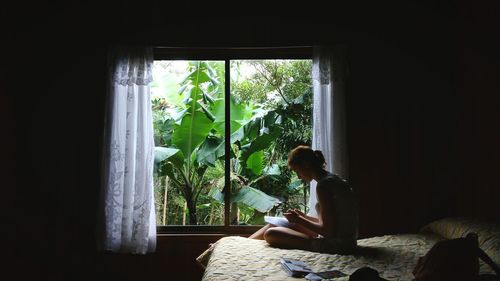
[292,209,306,217]
[283,209,302,223]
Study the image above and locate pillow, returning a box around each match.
[196,244,215,270]
[420,217,500,267]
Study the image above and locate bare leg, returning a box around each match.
[264,226,312,251]
[249,224,273,239]
[291,223,318,238]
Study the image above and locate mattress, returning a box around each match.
[198,233,442,281]
[197,217,499,281]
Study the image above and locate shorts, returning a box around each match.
[310,236,357,254]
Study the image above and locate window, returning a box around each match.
[151,47,313,233]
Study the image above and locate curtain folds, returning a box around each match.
[101,47,156,254]
[308,45,350,217]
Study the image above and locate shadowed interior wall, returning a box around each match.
[3,2,498,281]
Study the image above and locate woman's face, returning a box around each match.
[290,164,313,182]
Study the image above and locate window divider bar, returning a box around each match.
[224,59,231,229]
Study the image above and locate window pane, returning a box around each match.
[152,61,225,226]
[229,59,313,225]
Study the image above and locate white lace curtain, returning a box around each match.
[308,45,350,217]
[101,47,156,254]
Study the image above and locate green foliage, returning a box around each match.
[152,59,313,225]
[231,60,313,216]
[231,60,312,107]
[153,61,226,225]
[172,110,213,161]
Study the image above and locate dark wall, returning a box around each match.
[348,41,458,236]
[347,1,500,236]
[453,1,500,224]
[3,1,498,280]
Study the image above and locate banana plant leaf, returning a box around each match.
[154,147,184,177]
[196,136,225,167]
[246,150,263,176]
[287,180,304,192]
[180,68,211,85]
[211,97,254,135]
[240,125,281,164]
[232,186,280,213]
[208,187,224,203]
[209,185,280,213]
[154,147,181,165]
[172,110,213,161]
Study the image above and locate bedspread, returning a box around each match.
[198,217,499,281]
[198,233,443,281]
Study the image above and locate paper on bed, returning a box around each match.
[280,258,312,277]
[264,216,293,228]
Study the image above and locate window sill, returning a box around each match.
[156,225,261,235]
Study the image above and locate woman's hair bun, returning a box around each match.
[288,145,326,169]
[313,150,326,167]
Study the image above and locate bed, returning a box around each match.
[197,217,500,281]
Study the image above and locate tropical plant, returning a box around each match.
[153,61,282,225]
[231,60,313,215]
[209,102,283,224]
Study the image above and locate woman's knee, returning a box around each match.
[263,227,280,245]
[264,227,311,250]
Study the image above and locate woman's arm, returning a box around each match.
[315,182,336,236]
[284,210,324,235]
[285,181,337,237]
[293,209,319,222]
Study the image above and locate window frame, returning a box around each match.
[153,46,313,234]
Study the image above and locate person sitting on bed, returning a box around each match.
[249,145,359,254]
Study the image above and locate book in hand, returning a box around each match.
[280,258,313,277]
[265,216,293,228]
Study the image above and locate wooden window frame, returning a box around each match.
[153,46,313,234]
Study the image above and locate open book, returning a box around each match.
[280,258,312,277]
[264,216,293,228]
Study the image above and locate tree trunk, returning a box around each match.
[182,202,187,225]
[187,200,198,225]
[230,202,239,225]
[162,176,169,225]
[208,203,214,225]
[184,183,198,225]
